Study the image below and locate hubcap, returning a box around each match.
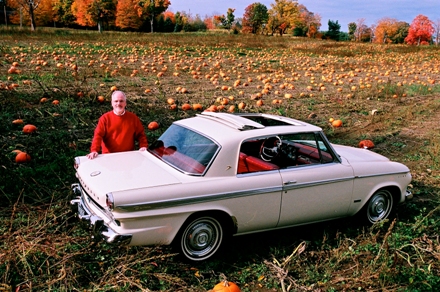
[368,191,392,222]
[182,218,222,260]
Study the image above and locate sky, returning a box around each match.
[168,0,440,32]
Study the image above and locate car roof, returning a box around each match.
[174,112,323,144]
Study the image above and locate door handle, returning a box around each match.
[283,180,297,185]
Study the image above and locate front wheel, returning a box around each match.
[175,216,225,262]
[363,189,395,224]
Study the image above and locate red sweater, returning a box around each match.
[90,111,148,154]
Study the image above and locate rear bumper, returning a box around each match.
[70,183,132,245]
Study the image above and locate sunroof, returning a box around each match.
[242,115,291,126]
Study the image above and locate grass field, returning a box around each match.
[1,27,440,291]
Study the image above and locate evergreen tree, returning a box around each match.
[326,19,340,40]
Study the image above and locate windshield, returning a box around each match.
[148,124,219,175]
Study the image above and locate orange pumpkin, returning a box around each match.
[332,119,343,128]
[12,119,24,124]
[182,103,192,111]
[193,103,203,111]
[52,100,60,105]
[148,121,159,131]
[359,139,375,149]
[15,152,31,163]
[23,124,37,134]
[212,281,240,292]
[97,96,105,103]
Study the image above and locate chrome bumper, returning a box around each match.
[70,183,132,245]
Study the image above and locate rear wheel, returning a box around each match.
[363,189,395,224]
[175,216,225,262]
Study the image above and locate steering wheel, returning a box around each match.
[260,136,282,161]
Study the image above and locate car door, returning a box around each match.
[277,132,355,227]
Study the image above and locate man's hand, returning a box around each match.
[87,152,98,159]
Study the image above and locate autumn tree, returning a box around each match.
[52,0,76,27]
[405,14,434,45]
[242,2,268,34]
[136,0,170,33]
[373,17,400,44]
[71,0,116,32]
[10,0,42,30]
[203,15,215,30]
[267,0,299,36]
[162,11,174,32]
[115,0,142,30]
[294,4,320,38]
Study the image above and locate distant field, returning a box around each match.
[1,28,439,291]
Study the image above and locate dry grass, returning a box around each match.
[1,29,440,291]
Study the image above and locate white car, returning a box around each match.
[71,112,412,261]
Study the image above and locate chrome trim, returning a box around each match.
[71,183,132,245]
[199,112,265,130]
[282,176,354,191]
[117,185,283,212]
[354,171,410,179]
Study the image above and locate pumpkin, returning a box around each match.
[359,139,375,149]
[52,100,60,105]
[15,152,31,163]
[12,119,24,124]
[332,119,343,127]
[23,124,37,134]
[181,103,192,111]
[110,85,118,91]
[193,103,203,111]
[212,281,240,292]
[97,96,105,103]
[148,121,159,131]
[205,105,218,112]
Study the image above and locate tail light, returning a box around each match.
[74,157,80,169]
[106,193,114,210]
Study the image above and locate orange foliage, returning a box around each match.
[163,11,175,23]
[8,0,54,27]
[116,0,142,30]
[72,0,95,27]
[374,18,399,44]
[204,16,215,30]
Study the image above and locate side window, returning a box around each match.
[237,138,280,174]
[237,132,336,174]
[279,133,335,166]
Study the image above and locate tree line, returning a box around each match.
[0,0,439,45]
